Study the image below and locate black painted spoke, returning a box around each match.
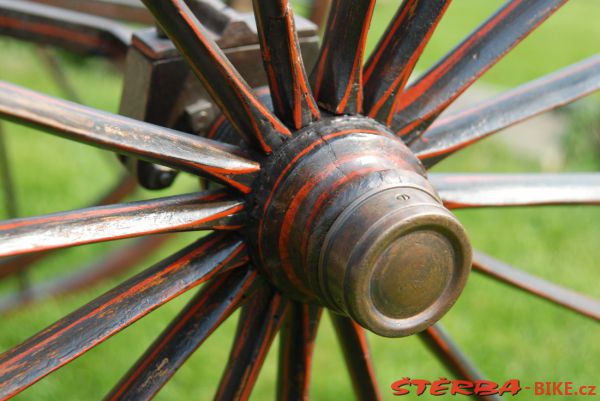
[29,0,153,24]
[473,251,600,321]
[310,0,376,115]
[0,235,171,315]
[0,0,132,59]
[431,173,600,209]
[0,190,245,258]
[0,233,249,400]
[419,324,503,401]
[0,174,138,282]
[141,0,292,154]
[308,0,330,26]
[253,0,320,130]
[214,287,287,401]
[363,0,451,125]
[0,81,259,192]
[412,54,600,167]
[330,313,382,401]
[277,302,322,401]
[1,1,594,400]
[37,46,82,103]
[392,0,567,143]
[105,268,261,401]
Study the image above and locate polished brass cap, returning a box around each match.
[319,183,472,337]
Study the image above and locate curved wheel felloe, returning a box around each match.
[0,0,599,400]
[0,0,134,59]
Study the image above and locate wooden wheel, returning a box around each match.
[0,1,599,400]
[0,0,178,314]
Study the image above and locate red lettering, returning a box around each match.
[588,385,597,396]
[391,377,411,396]
[564,382,573,396]
[412,379,430,396]
[474,380,498,396]
[430,378,449,396]
[552,382,564,395]
[498,379,522,396]
[450,380,474,396]
[534,382,545,395]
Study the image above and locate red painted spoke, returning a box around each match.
[413,54,600,167]
[363,0,451,124]
[308,0,330,26]
[431,173,600,209]
[0,234,249,400]
[37,46,83,103]
[0,0,132,59]
[392,0,567,142]
[310,0,376,115]
[214,287,287,401]
[0,174,138,280]
[105,268,261,401]
[330,313,382,401]
[277,302,322,401]
[141,0,291,154]
[253,0,320,130]
[0,81,259,192]
[419,324,503,401]
[29,0,153,24]
[0,235,171,315]
[0,190,245,258]
[473,251,600,321]
[0,252,46,282]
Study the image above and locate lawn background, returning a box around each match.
[1,0,599,400]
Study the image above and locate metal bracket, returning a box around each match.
[119,0,319,189]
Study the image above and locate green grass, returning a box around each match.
[1,2,600,400]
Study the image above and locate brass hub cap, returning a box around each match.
[244,116,472,337]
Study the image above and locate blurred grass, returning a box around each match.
[0,1,600,400]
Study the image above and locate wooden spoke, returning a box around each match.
[0,174,138,281]
[0,190,245,258]
[214,287,287,401]
[141,0,291,154]
[29,0,153,24]
[0,0,132,59]
[473,251,600,321]
[419,324,503,401]
[329,313,382,401]
[0,233,249,400]
[277,302,322,401]
[431,173,600,209]
[0,81,260,192]
[363,0,451,124]
[105,268,262,401]
[252,0,320,130]
[0,235,171,315]
[37,46,82,103]
[308,0,330,27]
[413,54,600,167]
[392,0,567,142]
[310,0,376,115]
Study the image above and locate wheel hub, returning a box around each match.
[242,115,472,337]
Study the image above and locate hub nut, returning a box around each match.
[249,117,472,338]
[319,184,472,337]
